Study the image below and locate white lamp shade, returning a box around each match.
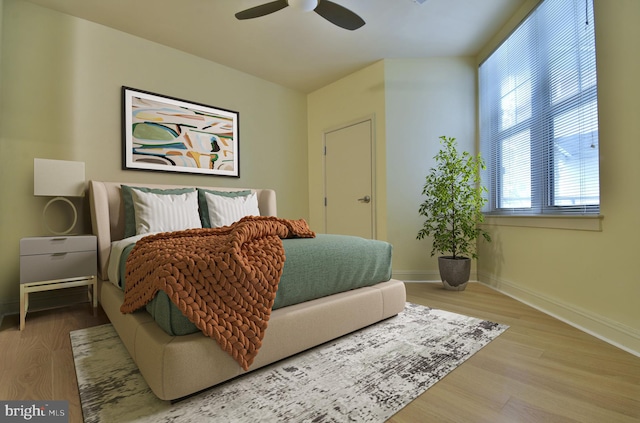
[34,158,86,197]
[288,0,318,12]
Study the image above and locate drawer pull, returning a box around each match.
[52,252,68,257]
[51,238,68,241]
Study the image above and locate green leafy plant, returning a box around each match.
[417,136,491,259]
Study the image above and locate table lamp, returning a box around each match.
[34,158,86,235]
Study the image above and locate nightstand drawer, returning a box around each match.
[20,236,96,255]
[20,251,97,283]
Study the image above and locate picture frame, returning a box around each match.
[122,86,239,177]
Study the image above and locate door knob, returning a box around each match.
[358,195,371,203]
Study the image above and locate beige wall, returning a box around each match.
[307,61,387,238]
[476,0,640,354]
[384,58,476,280]
[0,0,308,313]
[307,57,477,281]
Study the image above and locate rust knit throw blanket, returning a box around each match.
[120,216,315,370]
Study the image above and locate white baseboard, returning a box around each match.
[392,270,478,282]
[478,271,640,358]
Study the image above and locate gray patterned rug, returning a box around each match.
[71,303,507,422]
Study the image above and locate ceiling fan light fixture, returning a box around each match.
[288,0,318,12]
[236,0,364,31]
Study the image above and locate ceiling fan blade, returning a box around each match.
[314,0,365,30]
[235,0,289,20]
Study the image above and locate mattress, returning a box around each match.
[111,233,393,335]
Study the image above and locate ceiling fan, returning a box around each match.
[235,0,365,31]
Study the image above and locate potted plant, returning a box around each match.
[416,136,491,291]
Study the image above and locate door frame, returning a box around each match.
[322,114,377,238]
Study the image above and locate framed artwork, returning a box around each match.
[122,86,239,177]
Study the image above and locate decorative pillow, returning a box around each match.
[122,185,195,237]
[130,188,202,235]
[204,191,260,228]
[197,188,252,228]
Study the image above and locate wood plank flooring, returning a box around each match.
[392,283,640,423]
[0,303,109,423]
[0,282,638,422]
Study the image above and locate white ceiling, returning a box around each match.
[24,0,525,93]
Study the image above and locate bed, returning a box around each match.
[89,180,406,400]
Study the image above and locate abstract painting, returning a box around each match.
[122,87,239,177]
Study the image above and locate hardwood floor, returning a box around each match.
[0,283,638,422]
[392,283,640,423]
[0,302,109,423]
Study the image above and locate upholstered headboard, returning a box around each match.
[88,180,277,280]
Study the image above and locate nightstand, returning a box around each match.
[19,235,97,330]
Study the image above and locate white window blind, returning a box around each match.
[479,0,599,215]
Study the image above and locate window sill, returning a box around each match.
[481,214,603,231]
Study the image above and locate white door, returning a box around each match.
[324,119,374,238]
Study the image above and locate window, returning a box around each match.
[479,0,599,215]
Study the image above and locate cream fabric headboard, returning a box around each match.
[88,180,277,280]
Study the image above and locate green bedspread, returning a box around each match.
[119,234,392,336]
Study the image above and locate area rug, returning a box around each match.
[70,303,508,423]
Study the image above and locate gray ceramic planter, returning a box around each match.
[438,256,471,291]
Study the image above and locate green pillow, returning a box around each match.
[122,185,195,238]
[197,188,252,228]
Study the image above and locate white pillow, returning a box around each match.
[205,191,260,227]
[131,188,202,234]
